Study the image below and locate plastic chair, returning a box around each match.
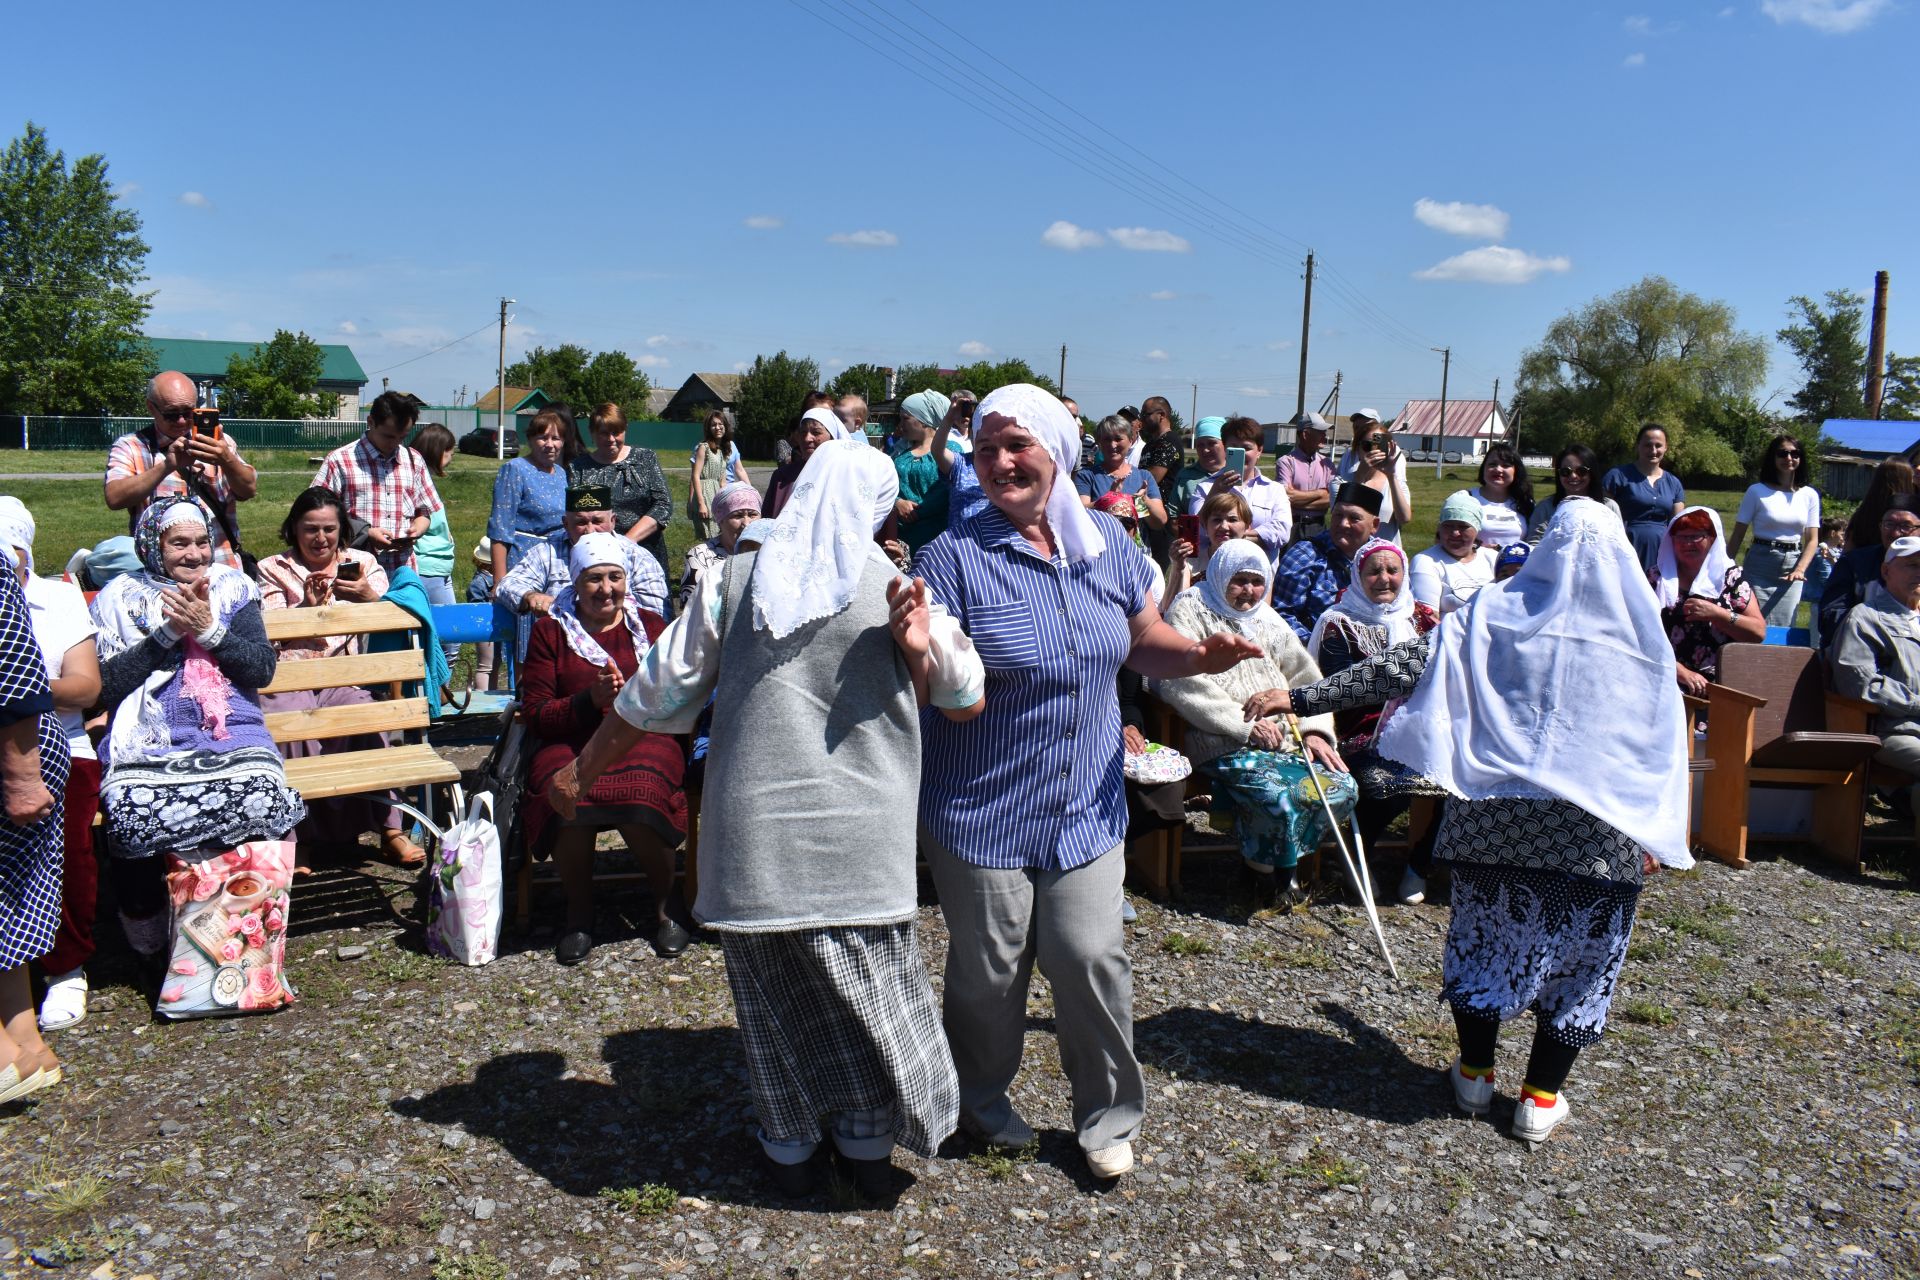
[1763,626,1813,647]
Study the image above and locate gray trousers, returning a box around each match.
[924,832,1145,1153]
[1877,732,1920,794]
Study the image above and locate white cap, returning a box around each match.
[1291,411,1330,432]
[1885,536,1920,564]
[1351,407,1383,424]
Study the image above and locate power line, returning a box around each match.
[366,317,501,376]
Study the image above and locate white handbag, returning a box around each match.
[393,785,503,967]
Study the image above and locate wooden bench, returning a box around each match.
[260,601,462,809]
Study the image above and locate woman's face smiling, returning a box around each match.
[974,415,1056,524]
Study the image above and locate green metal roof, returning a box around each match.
[144,336,369,386]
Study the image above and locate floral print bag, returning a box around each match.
[158,839,297,1019]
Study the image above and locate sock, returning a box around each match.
[1521,1083,1558,1107]
[1458,1061,1495,1080]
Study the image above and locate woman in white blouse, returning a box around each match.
[1410,494,1498,616]
[1447,443,1533,550]
[1727,434,1821,628]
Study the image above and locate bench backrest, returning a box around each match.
[1718,642,1825,752]
[260,601,429,746]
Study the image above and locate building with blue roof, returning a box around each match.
[1821,418,1920,459]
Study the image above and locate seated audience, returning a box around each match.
[1831,537,1920,818]
[678,483,761,613]
[1159,539,1357,907]
[1187,416,1291,557]
[1410,494,1497,616]
[1648,506,1766,694]
[496,485,669,655]
[1525,444,1620,543]
[520,534,688,966]
[1448,442,1532,549]
[256,487,421,867]
[1821,494,1920,649]
[313,389,443,573]
[90,497,304,965]
[1076,415,1168,532]
[467,538,499,691]
[1807,515,1845,604]
[63,536,141,592]
[1271,483,1384,642]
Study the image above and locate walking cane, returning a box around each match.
[1284,714,1400,981]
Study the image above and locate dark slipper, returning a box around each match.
[652,917,692,957]
[556,930,594,966]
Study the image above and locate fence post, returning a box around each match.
[20,415,28,452]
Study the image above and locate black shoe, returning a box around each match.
[652,917,691,957]
[762,1151,819,1198]
[835,1151,900,1201]
[555,930,594,966]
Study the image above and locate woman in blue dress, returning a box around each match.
[1602,422,1686,570]
[487,407,575,589]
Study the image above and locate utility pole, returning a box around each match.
[1431,347,1451,479]
[1190,383,1198,428]
[495,297,514,462]
[1489,377,1500,458]
[1295,251,1315,417]
[1059,343,1067,394]
[1866,270,1891,419]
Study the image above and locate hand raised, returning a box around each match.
[1189,631,1262,675]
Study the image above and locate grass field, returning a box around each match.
[0,449,1766,598]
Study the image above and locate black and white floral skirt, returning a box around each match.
[101,747,307,860]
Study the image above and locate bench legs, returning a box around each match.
[1810,771,1867,873]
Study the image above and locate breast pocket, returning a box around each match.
[967,599,1043,670]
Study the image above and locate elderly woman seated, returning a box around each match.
[1159,539,1358,907]
[519,533,689,966]
[1647,506,1766,695]
[1307,537,1444,904]
[1410,493,1497,617]
[1833,537,1920,831]
[255,486,422,867]
[677,481,760,614]
[89,496,305,963]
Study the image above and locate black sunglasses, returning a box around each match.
[1557,464,1590,477]
[1779,449,1803,459]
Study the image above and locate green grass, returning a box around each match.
[597,1183,677,1216]
[432,1250,508,1280]
[1657,906,1740,951]
[1620,997,1678,1027]
[1161,931,1214,957]
[965,1139,1039,1181]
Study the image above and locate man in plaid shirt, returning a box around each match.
[104,372,259,569]
[1270,483,1382,642]
[311,391,443,572]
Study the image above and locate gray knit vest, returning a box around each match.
[692,548,921,931]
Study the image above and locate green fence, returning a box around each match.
[12,416,367,452]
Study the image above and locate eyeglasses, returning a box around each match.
[1556,465,1590,477]
[1779,449,1803,459]
[154,407,196,421]
[1672,531,1714,545]
[1883,517,1920,533]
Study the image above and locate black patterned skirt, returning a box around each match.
[101,746,307,860]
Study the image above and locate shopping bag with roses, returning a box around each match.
[157,838,297,1019]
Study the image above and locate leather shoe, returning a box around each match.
[762,1151,819,1198]
[835,1152,899,1201]
[555,930,594,966]
[652,917,692,957]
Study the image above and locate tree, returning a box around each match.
[1882,353,1920,421]
[826,362,889,404]
[222,330,340,418]
[1778,289,1867,424]
[891,358,1061,401]
[733,350,822,452]
[0,122,153,414]
[503,342,652,420]
[1515,275,1767,477]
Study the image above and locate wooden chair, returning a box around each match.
[1695,642,1881,870]
[260,601,462,812]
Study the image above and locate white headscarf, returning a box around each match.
[1193,537,1282,635]
[1374,500,1691,867]
[1309,537,1416,662]
[751,437,898,638]
[1653,505,1736,609]
[548,531,648,668]
[802,406,851,441]
[0,496,34,571]
[973,383,1105,564]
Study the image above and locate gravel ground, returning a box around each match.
[5,818,1920,1280]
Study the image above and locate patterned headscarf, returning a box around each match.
[711,481,760,524]
[751,437,898,638]
[1309,536,1416,661]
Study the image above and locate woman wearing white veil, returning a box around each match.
[1247,500,1689,1147]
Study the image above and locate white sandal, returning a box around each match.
[38,968,88,1032]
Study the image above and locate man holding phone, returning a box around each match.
[1186,416,1291,559]
[105,371,258,570]
[312,390,445,573]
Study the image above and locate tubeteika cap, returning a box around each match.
[1333,481,1385,519]
[566,484,612,513]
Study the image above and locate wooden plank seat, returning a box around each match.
[260,601,462,813]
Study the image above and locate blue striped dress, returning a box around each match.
[914,507,1155,870]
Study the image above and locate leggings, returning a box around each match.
[1453,1008,1581,1094]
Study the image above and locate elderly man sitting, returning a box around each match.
[1831,537,1920,837]
[1270,482,1383,643]
[496,484,669,651]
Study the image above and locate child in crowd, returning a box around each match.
[1807,516,1845,602]
[467,538,498,690]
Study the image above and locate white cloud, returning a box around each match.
[957,340,993,358]
[115,181,141,198]
[825,357,845,369]
[1148,289,1177,301]
[1265,338,1294,352]
[1761,0,1889,31]
[1108,226,1192,253]
[1144,349,1170,363]
[732,361,751,373]
[826,229,899,248]
[635,354,672,369]
[1718,5,1735,14]
[178,191,212,209]
[337,320,358,335]
[1414,245,1572,284]
[1623,51,1648,66]
[1236,387,1273,398]
[1413,198,1511,240]
[1624,13,1653,32]
[742,214,784,230]
[1042,220,1105,251]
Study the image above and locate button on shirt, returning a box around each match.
[915,505,1155,871]
[312,436,445,571]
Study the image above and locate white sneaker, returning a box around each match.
[1086,1142,1134,1180]
[38,968,87,1032]
[1396,867,1426,905]
[1449,1059,1494,1116]
[1511,1093,1571,1147]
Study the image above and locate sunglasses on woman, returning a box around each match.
[1779,449,1802,459]
[1557,464,1590,477]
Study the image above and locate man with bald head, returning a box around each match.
[104,371,258,568]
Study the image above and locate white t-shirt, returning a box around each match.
[1331,450,1409,545]
[24,574,97,760]
[1453,487,1526,549]
[1409,543,1498,616]
[1735,484,1820,542]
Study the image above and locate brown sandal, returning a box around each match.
[379,830,426,867]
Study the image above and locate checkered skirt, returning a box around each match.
[0,567,70,969]
[720,923,959,1157]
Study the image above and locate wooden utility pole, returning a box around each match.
[1295,252,1315,417]
[1189,384,1197,429]
[1431,347,1450,479]
[1489,377,1500,457]
[1059,344,1067,394]
[1866,271,1891,419]
[495,296,514,462]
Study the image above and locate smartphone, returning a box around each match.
[192,408,222,439]
[336,561,364,581]
[1177,514,1201,544]
[1226,446,1247,473]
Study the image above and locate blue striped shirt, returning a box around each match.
[915,505,1156,870]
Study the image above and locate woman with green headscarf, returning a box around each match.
[892,389,959,557]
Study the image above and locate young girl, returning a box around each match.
[409,423,459,668]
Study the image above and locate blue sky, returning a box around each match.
[7,0,1914,423]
